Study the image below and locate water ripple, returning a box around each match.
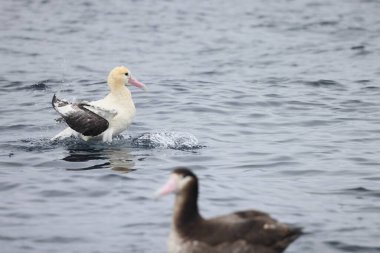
[326,241,380,253]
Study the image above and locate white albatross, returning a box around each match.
[51,66,146,142]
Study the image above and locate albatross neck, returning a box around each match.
[108,79,132,98]
[173,181,202,228]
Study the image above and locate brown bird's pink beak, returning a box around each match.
[154,175,178,198]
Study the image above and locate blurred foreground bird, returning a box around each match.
[156,168,302,253]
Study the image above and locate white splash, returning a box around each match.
[133,131,200,149]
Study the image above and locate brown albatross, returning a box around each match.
[156,168,302,253]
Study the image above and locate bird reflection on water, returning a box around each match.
[62,145,136,172]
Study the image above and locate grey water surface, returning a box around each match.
[1,0,380,252]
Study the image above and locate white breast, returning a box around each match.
[89,93,136,136]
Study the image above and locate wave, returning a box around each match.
[9,131,202,152]
[132,131,202,150]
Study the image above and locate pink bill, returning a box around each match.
[128,76,146,90]
[155,175,178,197]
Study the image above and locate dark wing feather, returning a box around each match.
[52,94,109,136]
[188,210,301,252]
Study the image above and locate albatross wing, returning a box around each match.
[205,210,302,252]
[52,94,110,137]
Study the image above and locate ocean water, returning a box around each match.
[1,0,380,252]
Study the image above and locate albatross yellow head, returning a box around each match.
[107,66,146,91]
